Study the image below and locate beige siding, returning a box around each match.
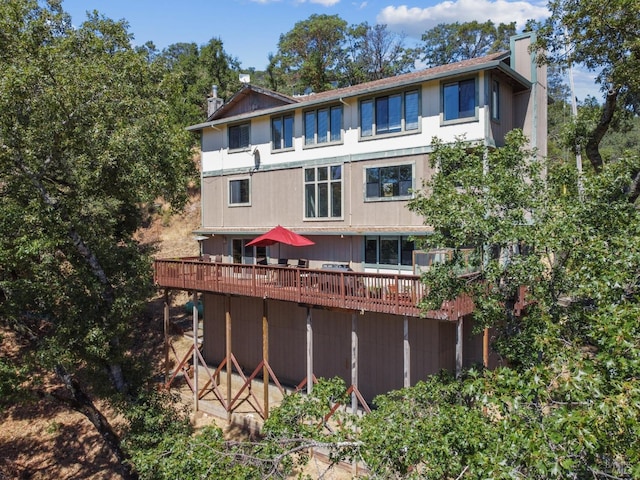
[489,76,516,147]
[202,153,434,232]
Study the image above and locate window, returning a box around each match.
[365,236,414,267]
[229,178,250,205]
[365,164,413,199]
[360,90,420,137]
[272,114,294,150]
[304,165,342,219]
[229,123,250,149]
[304,106,343,145]
[491,79,500,121]
[443,78,476,121]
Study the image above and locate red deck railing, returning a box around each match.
[153,258,475,320]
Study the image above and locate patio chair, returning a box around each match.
[295,258,308,268]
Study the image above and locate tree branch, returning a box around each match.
[584,86,619,173]
[52,365,138,480]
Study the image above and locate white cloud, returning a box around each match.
[377,0,549,38]
[309,0,342,5]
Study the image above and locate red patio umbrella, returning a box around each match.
[246,225,315,247]
[246,225,314,259]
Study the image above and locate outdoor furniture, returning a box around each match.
[295,258,308,268]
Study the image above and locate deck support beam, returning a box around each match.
[403,315,410,388]
[192,291,199,412]
[306,307,313,395]
[351,313,358,414]
[483,327,489,368]
[163,290,170,383]
[225,295,232,421]
[456,317,463,377]
[262,298,269,419]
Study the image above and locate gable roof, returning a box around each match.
[207,84,297,122]
[188,50,529,132]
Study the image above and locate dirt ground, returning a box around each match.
[0,193,359,479]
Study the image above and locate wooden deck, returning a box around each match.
[154,258,474,320]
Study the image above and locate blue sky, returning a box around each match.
[60,0,598,100]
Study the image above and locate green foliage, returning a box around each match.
[366,132,640,477]
[0,355,28,410]
[534,0,640,177]
[342,22,417,85]
[420,20,516,67]
[268,14,419,94]
[0,0,195,392]
[154,38,242,127]
[269,14,349,94]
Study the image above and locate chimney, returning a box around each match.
[207,84,223,117]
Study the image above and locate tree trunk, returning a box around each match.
[584,86,619,172]
[54,365,138,480]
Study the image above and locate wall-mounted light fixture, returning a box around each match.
[252,147,260,171]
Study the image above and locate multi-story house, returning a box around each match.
[155,33,546,413]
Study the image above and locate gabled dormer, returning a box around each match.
[207,84,299,122]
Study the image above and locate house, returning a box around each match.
[155,33,546,413]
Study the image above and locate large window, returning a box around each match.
[304,106,343,145]
[365,236,414,267]
[229,178,250,205]
[365,164,413,199]
[272,114,294,150]
[443,78,476,121]
[304,165,342,219]
[229,122,250,150]
[360,90,419,138]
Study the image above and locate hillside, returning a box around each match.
[0,193,202,480]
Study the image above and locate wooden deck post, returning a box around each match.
[225,295,232,421]
[483,327,489,368]
[306,307,313,395]
[351,313,358,414]
[192,291,199,412]
[403,315,410,388]
[262,298,269,419]
[163,290,170,384]
[456,317,463,377]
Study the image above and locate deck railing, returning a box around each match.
[153,258,475,320]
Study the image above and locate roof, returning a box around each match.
[193,225,434,237]
[188,50,529,132]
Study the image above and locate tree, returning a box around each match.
[420,20,516,67]
[155,38,242,127]
[0,0,195,476]
[534,0,640,200]
[355,131,640,478]
[268,14,348,94]
[342,22,418,85]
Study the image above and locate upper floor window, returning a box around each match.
[491,79,500,121]
[229,178,250,205]
[365,164,413,200]
[272,114,294,150]
[304,106,343,145]
[443,78,476,122]
[304,165,342,219]
[229,122,250,150]
[360,90,419,138]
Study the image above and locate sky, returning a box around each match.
[60,0,599,101]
